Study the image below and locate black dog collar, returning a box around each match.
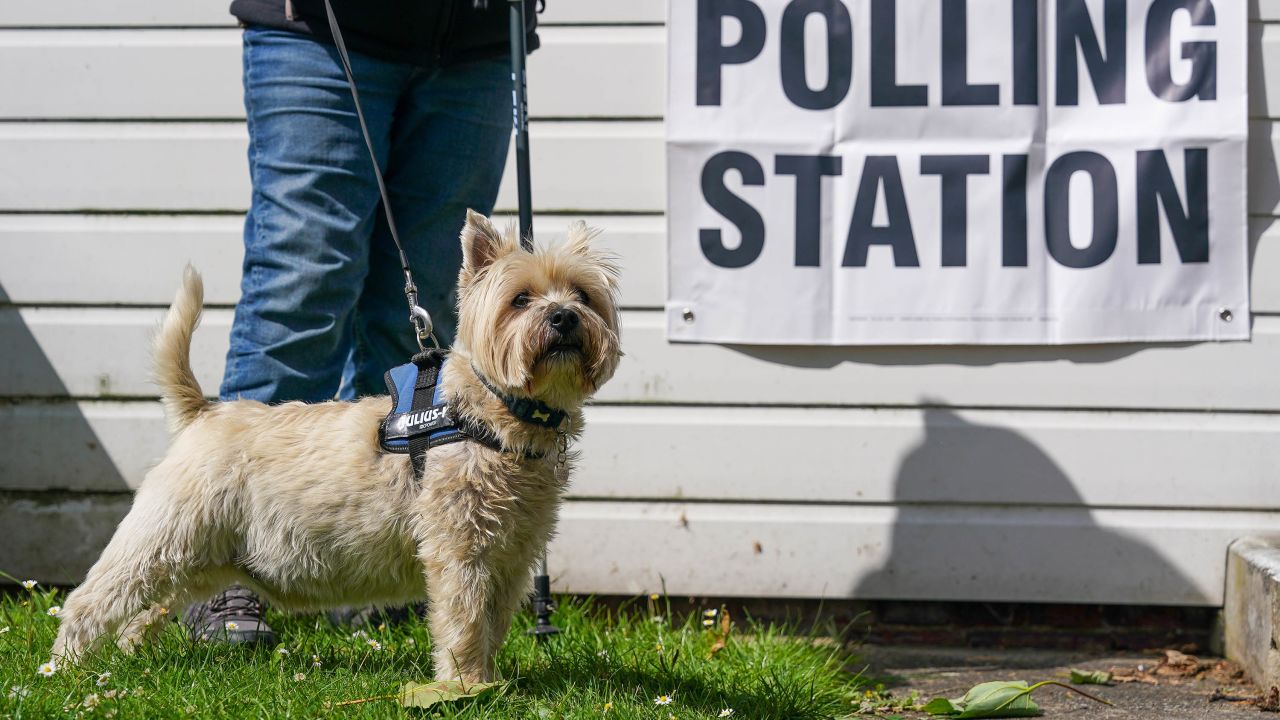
[470,364,568,431]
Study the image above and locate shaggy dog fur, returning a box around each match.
[50,211,622,683]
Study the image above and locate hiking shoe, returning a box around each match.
[183,585,278,646]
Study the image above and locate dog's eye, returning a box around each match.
[574,286,590,305]
[512,292,531,309]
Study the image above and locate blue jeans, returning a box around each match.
[221,27,511,404]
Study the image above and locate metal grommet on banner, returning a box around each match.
[681,308,695,324]
[1218,308,1233,323]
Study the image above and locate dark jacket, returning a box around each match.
[229,0,539,68]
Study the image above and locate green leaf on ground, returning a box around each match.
[398,680,501,708]
[923,681,1041,718]
[953,681,1041,718]
[1068,669,1113,685]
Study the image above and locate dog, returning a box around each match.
[50,210,622,683]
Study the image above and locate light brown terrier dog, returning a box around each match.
[50,210,622,683]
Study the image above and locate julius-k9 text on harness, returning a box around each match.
[379,350,568,476]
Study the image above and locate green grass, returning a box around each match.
[0,584,868,719]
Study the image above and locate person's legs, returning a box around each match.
[342,56,512,399]
[222,26,409,404]
[190,26,410,645]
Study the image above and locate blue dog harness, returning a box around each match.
[379,350,568,476]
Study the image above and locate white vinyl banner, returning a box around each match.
[666,0,1248,345]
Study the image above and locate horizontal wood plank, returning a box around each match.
[0,121,665,213]
[0,0,665,28]
[4,401,1277,512]
[2,492,1270,604]
[552,501,1274,604]
[0,214,664,309]
[5,308,1280,410]
[6,25,1278,120]
[0,27,664,120]
[5,214,1277,313]
[3,121,1278,215]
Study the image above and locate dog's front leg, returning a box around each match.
[423,555,495,683]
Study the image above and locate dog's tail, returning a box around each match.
[153,265,209,434]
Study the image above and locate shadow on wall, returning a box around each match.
[1250,13,1280,272]
[851,406,1204,605]
[0,283,133,584]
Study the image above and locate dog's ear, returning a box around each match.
[562,220,602,257]
[459,209,510,282]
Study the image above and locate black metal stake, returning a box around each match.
[510,0,559,642]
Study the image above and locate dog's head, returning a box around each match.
[454,210,622,408]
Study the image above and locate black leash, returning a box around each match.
[321,0,535,354]
[321,0,436,350]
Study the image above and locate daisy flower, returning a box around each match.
[603,701,613,712]
[719,710,735,717]
[96,672,111,686]
[0,627,9,635]
[157,607,169,616]
[224,621,239,631]
[22,580,37,590]
[702,618,715,627]
[703,608,718,617]
[46,605,62,617]
[293,672,306,681]
[276,647,290,656]
[649,593,660,600]
[366,639,382,651]
[654,694,673,706]
[37,661,57,677]
[311,655,322,669]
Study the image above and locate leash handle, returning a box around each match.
[321,0,434,351]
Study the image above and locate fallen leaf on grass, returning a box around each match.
[399,680,501,708]
[1068,669,1113,685]
[707,608,732,658]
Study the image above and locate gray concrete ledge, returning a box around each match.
[1225,535,1280,691]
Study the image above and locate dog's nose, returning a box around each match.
[548,306,580,334]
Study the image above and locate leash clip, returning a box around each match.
[405,280,439,352]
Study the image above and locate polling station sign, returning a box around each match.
[666,0,1247,344]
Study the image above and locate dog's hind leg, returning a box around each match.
[51,486,211,664]
[114,573,228,653]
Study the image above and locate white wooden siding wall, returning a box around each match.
[1,1,1277,606]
